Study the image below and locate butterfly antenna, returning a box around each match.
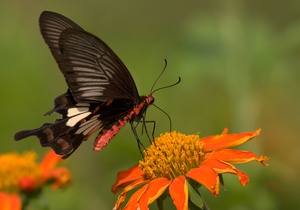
[150,59,181,94]
[148,59,181,132]
[150,59,168,93]
[152,77,181,94]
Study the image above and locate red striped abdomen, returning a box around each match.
[93,94,154,151]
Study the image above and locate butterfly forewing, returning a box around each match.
[58,29,139,102]
[39,11,84,68]
[40,11,139,103]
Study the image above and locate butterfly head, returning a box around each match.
[146,94,155,105]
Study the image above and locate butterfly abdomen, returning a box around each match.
[93,118,127,151]
[93,94,155,151]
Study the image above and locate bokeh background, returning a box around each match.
[1,0,299,209]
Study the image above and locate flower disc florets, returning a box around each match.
[139,132,205,180]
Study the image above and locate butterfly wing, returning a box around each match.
[39,11,139,103]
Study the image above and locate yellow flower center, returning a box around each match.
[139,131,204,180]
[0,151,41,193]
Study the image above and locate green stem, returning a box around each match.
[156,197,164,210]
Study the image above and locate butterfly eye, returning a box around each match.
[147,95,155,105]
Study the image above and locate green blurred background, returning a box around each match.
[1,0,299,209]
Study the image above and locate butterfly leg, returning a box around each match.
[141,119,156,146]
[130,122,146,157]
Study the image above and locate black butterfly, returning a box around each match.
[14,11,155,159]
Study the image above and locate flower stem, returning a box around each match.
[156,197,164,210]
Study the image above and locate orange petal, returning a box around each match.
[0,192,21,210]
[202,129,261,152]
[121,184,148,210]
[205,149,269,165]
[112,165,145,193]
[138,178,171,210]
[113,178,150,209]
[202,159,249,186]
[40,150,62,175]
[186,165,219,196]
[48,167,71,189]
[169,176,188,210]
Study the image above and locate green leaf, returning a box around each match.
[219,174,224,186]
[187,181,204,209]
[219,174,226,191]
[156,190,168,210]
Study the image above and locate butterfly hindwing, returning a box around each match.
[14,92,93,158]
[14,90,139,158]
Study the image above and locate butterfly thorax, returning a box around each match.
[130,94,155,122]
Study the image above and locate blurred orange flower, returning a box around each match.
[112,129,268,210]
[0,192,21,210]
[0,150,71,209]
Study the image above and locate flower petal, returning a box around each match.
[0,192,21,210]
[186,165,219,196]
[48,167,71,189]
[169,176,188,210]
[203,159,249,186]
[205,149,269,165]
[38,151,71,189]
[40,150,62,175]
[202,129,261,152]
[113,178,150,210]
[138,178,171,210]
[112,165,145,193]
[122,184,148,210]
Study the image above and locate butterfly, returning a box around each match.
[14,11,156,159]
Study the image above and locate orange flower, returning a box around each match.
[112,129,268,210]
[0,150,71,209]
[0,192,21,210]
